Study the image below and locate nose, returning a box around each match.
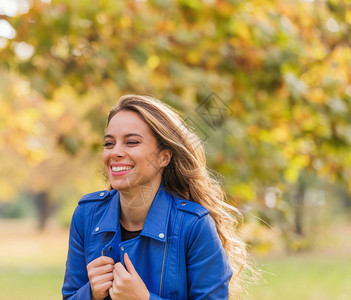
[110,143,126,158]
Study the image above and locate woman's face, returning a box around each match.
[103,110,170,194]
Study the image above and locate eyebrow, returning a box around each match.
[104,133,144,139]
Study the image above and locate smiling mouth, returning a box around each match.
[111,166,134,172]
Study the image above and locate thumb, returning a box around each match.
[124,252,136,275]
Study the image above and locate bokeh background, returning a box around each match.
[1,0,351,299]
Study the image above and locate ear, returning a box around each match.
[159,149,172,168]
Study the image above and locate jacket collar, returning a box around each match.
[94,185,171,243]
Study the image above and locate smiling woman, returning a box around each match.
[62,95,250,300]
[103,110,171,201]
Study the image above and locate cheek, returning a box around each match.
[136,150,154,165]
[140,152,162,172]
[127,148,145,161]
[102,151,109,165]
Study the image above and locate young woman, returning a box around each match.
[62,95,248,299]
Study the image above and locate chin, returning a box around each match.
[110,182,126,191]
[110,181,135,192]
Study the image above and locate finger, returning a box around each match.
[88,256,115,268]
[99,255,115,265]
[109,284,117,299]
[88,263,114,280]
[114,262,129,280]
[91,280,112,300]
[110,278,118,296]
[94,272,114,285]
[90,272,113,288]
[97,263,115,275]
[97,280,113,292]
[109,286,115,298]
[90,262,114,274]
[113,266,119,280]
[114,262,127,273]
[123,252,136,275]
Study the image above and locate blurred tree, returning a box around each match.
[0,70,105,228]
[0,0,350,245]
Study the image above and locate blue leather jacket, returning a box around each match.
[62,185,233,299]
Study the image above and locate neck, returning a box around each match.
[119,182,160,231]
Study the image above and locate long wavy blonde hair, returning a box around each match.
[107,94,250,298]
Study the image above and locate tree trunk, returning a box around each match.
[33,192,51,230]
[294,179,306,236]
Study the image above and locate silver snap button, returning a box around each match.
[100,192,105,197]
[95,227,99,232]
[181,202,186,206]
[108,246,112,252]
[159,233,164,239]
[121,246,124,251]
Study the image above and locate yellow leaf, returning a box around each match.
[306,88,325,104]
[147,55,160,69]
[186,51,201,65]
[46,101,65,119]
[120,16,131,28]
[17,108,39,132]
[284,165,299,183]
[346,10,351,24]
[272,125,290,142]
[230,183,255,201]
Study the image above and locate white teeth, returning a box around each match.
[112,166,133,172]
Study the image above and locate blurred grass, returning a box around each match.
[0,219,67,300]
[244,220,351,300]
[0,267,64,300]
[244,255,351,300]
[0,219,350,300]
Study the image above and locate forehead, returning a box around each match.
[105,110,151,136]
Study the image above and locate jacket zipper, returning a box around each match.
[159,240,168,297]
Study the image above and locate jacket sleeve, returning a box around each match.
[62,204,92,300]
[148,292,170,300]
[186,214,233,300]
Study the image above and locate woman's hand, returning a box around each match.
[109,252,150,300]
[87,256,115,300]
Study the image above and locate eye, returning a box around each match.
[126,140,140,146]
[103,141,114,148]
